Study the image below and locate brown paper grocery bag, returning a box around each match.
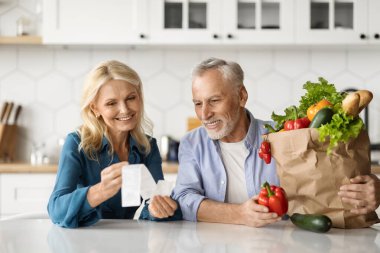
[267,128,379,228]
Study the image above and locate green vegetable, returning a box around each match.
[265,77,364,155]
[318,109,364,154]
[290,213,332,233]
[309,107,334,128]
[299,77,344,113]
[266,105,305,132]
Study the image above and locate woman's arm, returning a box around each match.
[47,133,98,228]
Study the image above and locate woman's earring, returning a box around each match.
[95,113,100,118]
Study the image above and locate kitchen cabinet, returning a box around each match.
[295,0,380,44]
[222,0,294,44]
[0,163,177,218]
[42,0,149,45]
[149,0,295,45]
[40,0,380,45]
[149,0,221,44]
[0,173,56,218]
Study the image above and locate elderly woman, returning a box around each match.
[48,60,180,228]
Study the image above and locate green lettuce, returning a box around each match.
[299,77,344,113]
[318,109,364,154]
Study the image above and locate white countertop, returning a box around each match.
[0,219,379,253]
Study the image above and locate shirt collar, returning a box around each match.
[101,133,141,152]
[244,109,258,149]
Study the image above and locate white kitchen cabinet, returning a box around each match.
[149,0,295,45]
[295,0,380,44]
[0,174,56,218]
[43,0,149,45]
[149,0,221,44]
[367,0,380,44]
[222,0,294,44]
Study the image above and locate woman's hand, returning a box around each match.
[87,161,128,207]
[148,195,178,218]
[338,174,380,214]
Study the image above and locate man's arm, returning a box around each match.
[197,197,281,227]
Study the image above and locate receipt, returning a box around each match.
[121,164,175,219]
[121,164,142,207]
[154,180,175,196]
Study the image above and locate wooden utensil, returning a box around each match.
[3,102,14,125]
[0,102,8,123]
[12,105,22,125]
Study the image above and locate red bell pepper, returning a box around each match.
[258,182,288,216]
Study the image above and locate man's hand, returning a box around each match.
[148,195,178,218]
[338,174,380,214]
[238,196,282,227]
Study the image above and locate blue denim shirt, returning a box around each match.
[172,110,279,221]
[47,132,163,228]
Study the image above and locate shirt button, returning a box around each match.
[221,180,225,185]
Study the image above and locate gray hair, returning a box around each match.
[191,57,244,90]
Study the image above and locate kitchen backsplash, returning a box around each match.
[0,2,379,163]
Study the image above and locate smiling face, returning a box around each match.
[192,69,248,142]
[91,79,141,137]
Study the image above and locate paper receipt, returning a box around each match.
[121,164,142,207]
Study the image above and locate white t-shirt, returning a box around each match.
[219,140,249,204]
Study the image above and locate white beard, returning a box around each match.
[205,108,241,140]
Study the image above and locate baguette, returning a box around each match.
[342,92,360,117]
[356,90,373,113]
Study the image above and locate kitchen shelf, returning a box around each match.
[0,36,42,45]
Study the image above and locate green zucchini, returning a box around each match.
[309,107,334,128]
[290,213,332,233]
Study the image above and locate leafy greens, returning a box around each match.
[319,109,364,154]
[299,77,344,112]
[266,77,365,154]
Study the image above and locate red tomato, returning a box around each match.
[260,141,271,154]
[284,120,295,131]
[262,153,271,164]
[259,150,264,159]
[294,117,311,129]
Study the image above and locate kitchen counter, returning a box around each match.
[0,162,179,174]
[0,219,379,253]
[1,162,380,174]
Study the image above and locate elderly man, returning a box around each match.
[171,57,380,227]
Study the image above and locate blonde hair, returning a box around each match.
[78,60,153,160]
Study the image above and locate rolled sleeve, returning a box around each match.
[171,138,206,222]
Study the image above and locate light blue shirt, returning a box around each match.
[172,109,279,221]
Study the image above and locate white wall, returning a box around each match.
[0,1,379,162]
